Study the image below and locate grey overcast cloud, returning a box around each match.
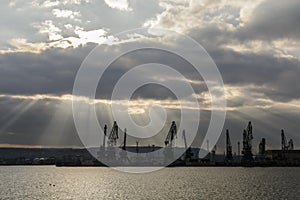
[0,0,299,153]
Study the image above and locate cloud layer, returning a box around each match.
[0,0,299,150]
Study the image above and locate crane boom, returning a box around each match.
[164,121,177,146]
[108,121,118,146]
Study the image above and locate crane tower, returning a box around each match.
[108,121,119,147]
[281,129,294,151]
[164,121,177,163]
[242,121,253,162]
[225,129,233,161]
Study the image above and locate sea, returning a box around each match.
[0,166,299,199]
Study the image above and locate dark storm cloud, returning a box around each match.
[1,36,299,104]
[186,0,300,103]
[1,0,300,148]
[96,47,207,100]
[191,24,300,103]
[0,41,208,99]
[0,45,94,95]
[237,0,300,41]
[0,48,299,148]
[1,0,298,103]
[186,0,300,44]
[210,48,300,102]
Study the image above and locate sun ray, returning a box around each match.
[38,100,72,146]
[0,99,30,121]
[0,100,38,134]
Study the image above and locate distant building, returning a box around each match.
[265,150,300,165]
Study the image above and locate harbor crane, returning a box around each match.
[108,121,119,147]
[122,128,127,151]
[164,121,178,161]
[182,129,187,149]
[164,121,177,147]
[225,129,233,161]
[259,138,266,155]
[281,129,294,151]
[242,121,253,161]
[237,141,240,156]
[102,124,107,147]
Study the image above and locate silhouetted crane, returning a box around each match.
[225,129,233,161]
[102,124,107,147]
[259,138,266,155]
[242,121,253,161]
[281,129,294,151]
[108,121,118,146]
[164,121,177,147]
[288,139,294,150]
[122,128,127,151]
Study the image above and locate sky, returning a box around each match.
[0,0,299,154]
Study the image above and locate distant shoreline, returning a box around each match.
[0,164,299,167]
[1,147,300,167]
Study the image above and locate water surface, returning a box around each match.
[0,166,299,199]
